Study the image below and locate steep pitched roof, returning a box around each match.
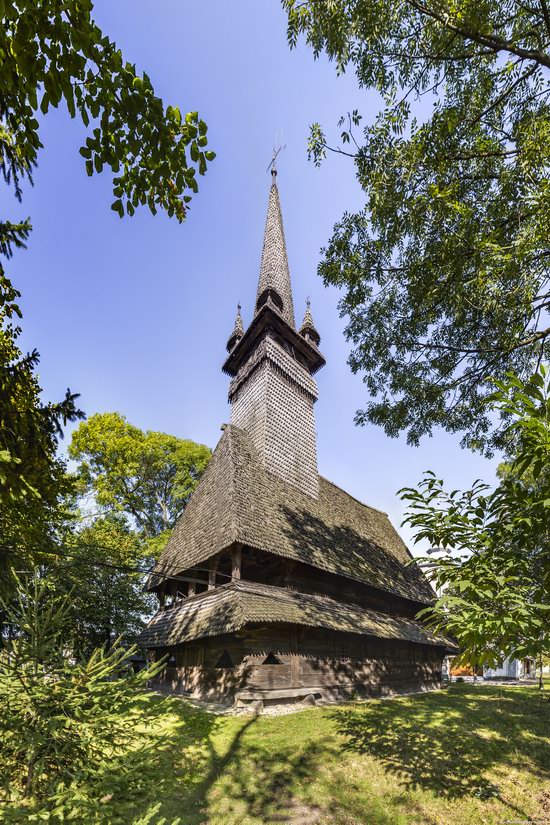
[139,580,454,649]
[151,425,435,605]
[255,175,295,328]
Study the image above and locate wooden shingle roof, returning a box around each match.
[139,580,454,649]
[256,175,296,327]
[151,425,435,605]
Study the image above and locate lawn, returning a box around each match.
[6,683,550,824]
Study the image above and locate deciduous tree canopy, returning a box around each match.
[400,369,550,666]
[69,412,211,542]
[284,0,550,452]
[53,516,154,657]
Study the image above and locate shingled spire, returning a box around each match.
[255,168,296,328]
[222,171,325,499]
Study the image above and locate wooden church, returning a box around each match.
[139,169,455,705]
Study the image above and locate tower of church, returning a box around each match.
[222,168,324,498]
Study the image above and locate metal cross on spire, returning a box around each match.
[266,133,286,179]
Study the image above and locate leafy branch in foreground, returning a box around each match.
[1,0,214,221]
[400,369,550,668]
[284,0,550,453]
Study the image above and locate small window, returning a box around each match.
[257,287,284,312]
[262,652,283,665]
[215,649,234,668]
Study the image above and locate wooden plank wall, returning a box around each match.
[151,625,444,701]
[241,554,424,619]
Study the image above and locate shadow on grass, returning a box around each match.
[155,707,338,825]
[331,683,550,802]
[175,711,403,825]
[125,684,550,824]
[10,684,547,824]
[145,702,431,824]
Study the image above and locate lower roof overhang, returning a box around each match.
[138,580,457,652]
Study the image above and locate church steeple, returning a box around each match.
[255,168,296,328]
[222,171,325,498]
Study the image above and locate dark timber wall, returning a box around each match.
[150,623,444,703]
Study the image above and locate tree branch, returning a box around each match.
[412,325,550,356]
[540,0,550,38]
[405,0,550,69]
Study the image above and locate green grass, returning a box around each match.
[130,683,550,825]
[7,683,550,824]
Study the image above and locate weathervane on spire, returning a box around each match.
[267,131,286,179]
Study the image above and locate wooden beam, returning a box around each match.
[283,559,297,584]
[290,628,300,687]
[236,687,322,700]
[231,546,242,581]
[208,556,219,590]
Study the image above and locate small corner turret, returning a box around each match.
[299,298,321,348]
[226,303,244,353]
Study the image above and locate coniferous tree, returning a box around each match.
[0,575,165,815]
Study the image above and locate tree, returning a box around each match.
[52,516,154,658]
[400,369,550,669]
[0,271,83,596]
[0,574,165,819]
[284,0,550,452]
[69,412,211,543]
[1,0,214,593]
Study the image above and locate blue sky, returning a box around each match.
[4,0,500,547]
